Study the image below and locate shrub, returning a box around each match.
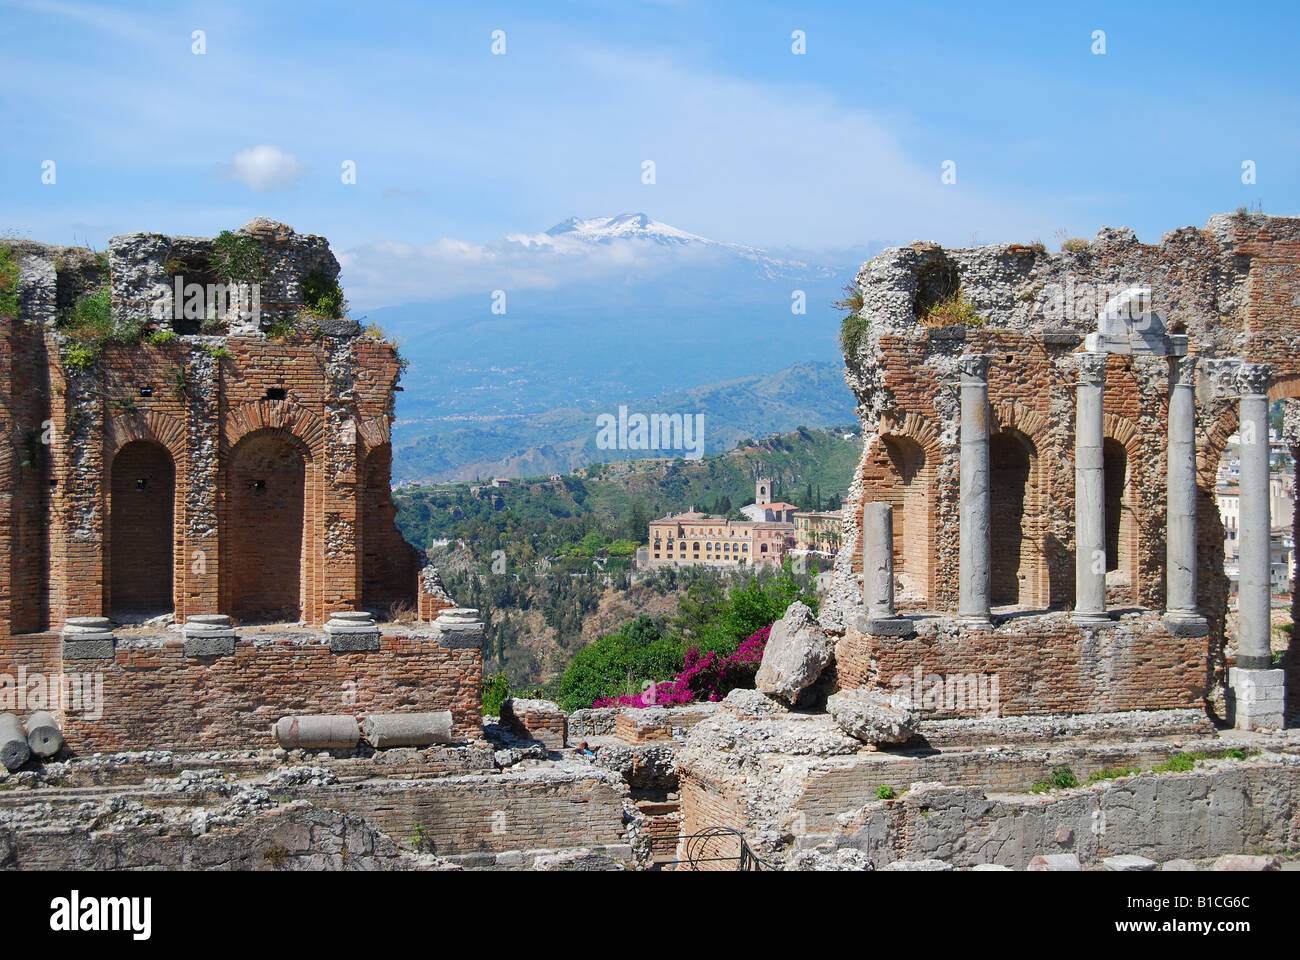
[840,314,870,356]
[1049,764,1078,789]
[1061,237,1090,254]
[301,269,347,319]
[146,329,179,345]
[482,673,511,716]
[0,247,18,318]
[875,785,896,800]
[209,230,268,282]
[596,626,771,708]
[554,616,681,711]
[64,343,96,372]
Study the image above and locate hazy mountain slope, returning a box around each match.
[389,359,858,482]
[351,213,878,481]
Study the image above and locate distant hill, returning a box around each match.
[393,424,863,555]
[352,212,877,483]
[390,359,858,482]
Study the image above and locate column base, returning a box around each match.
[1161,611,1209,638]
[1227,667,1286,731]
[854,615,916,637]
[1071,611,1115,628]
[958,615,993,630]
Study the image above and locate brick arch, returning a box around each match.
[221,398,325,458]
[103,411,187,618]
[855,413,943,610]
[220,426,318,622]
[357,415,391,453]
[990,400,1047,442]
[106,409,187,464]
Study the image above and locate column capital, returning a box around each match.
[1237,362,1272,397]
[958,354,990,380]
[1170,354,1199,387]
[1073,351,1107,384]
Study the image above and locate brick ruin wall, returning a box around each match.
[0,220,474,754]
[823,214,1300,719]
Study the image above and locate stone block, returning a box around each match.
[1027,853,1081,872]
[1104,854,1158,872]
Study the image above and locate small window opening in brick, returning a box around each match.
[136,478,148,490]
[250,478,267,496]
[265,387,286,401]
[1005,355,1013,364]
[139,385,153,398]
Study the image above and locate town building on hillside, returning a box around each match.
[646,508,792,568]
[793,509,843,553]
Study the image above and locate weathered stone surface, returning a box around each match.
[362,712,454,748]
[970,863,1013,871]
[1104,854,1158,871]
[184,635,237,658]
[879,858,954,871]
[24,711,62,758]
[826,687,919,744]
[0,715,31,771]
[1161,859,1198,871]
[1027,853,1081,871]
[787,848,874,871]
[273,716,360,750]
[1211,854,1280,871]
[754,602,833,704]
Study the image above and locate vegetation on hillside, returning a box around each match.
[394,425,861,566]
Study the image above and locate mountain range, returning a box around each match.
[353,214,880,481]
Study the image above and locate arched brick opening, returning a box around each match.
[225,430,307,622]
[990,430,1045,607]
[860,433,935,607]
[1103,438,1140,603]
[108,440,175,614]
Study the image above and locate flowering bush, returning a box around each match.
[593,626,771,708]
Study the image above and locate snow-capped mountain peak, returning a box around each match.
[544,212,711,246]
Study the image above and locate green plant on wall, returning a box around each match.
[300,269,347,319]
[0,247,18,319]
[209,230,268,283]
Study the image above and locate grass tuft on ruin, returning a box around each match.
[918,290,984,328]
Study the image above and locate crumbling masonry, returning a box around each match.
[822,213,1300,730]
[0,219,479,752]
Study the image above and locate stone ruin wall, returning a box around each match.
[825,213,1300,719]
[0,219,477,754]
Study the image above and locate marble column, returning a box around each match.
[1230,362,1285,729]
[1163,356,1207,635]
[959,355,991,625]
[1073,352,1112,626]
[861,502,912,636]
[1235,363,1273,669]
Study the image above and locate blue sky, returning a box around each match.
[2,0,1297,306]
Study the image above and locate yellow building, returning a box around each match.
[793,510,843,553]
[647,511,792,567]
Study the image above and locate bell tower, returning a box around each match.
[755,478,772,506]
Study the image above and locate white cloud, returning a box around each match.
[217,145,308,193]
[337,231,714,308]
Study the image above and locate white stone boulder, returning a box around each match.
[825,687,919,745]
[754,602,833,704]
